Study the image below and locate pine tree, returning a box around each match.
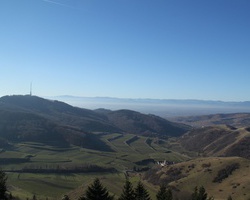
[118,179,136,200]
[135,181,151,200]
[191,186,199,200]
[0,169,7,200]
[62,194,70,200]
[227,196,233,200]
[156,185,173,200]
[9,193,13,200]
[191,186,214,200]
[84,178,113,200]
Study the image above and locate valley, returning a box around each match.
[0,95,249,200]
[1,135,190,199]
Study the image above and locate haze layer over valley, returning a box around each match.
[46,96,250,117]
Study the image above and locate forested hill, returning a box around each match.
[99,109,190,137]
[0,95,190,146]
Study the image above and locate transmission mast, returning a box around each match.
[30,82,32,96]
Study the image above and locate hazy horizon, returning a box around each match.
[44,95,250,117]
[1,93,250,117]
[2,93,250,103]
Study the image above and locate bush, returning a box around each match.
[213,163,240,183]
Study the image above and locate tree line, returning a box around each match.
[0,169,234,200]
[63,178,233,200]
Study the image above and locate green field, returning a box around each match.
[0,133,191,200]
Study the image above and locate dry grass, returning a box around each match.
[145,156,250,200]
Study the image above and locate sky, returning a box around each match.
[0,0,250,101]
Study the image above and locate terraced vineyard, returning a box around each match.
[1,133,190,199]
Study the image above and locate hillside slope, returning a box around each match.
[0,95,119,133]
[0,95,190,137]
[0,109,113,151]
[102,109,190,137]
[143,157,250,200]
[179,125,250,159]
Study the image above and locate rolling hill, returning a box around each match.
[99,109,190,137]
[0,95,190,150]
[0,109,113,151]
[179,125,250,159]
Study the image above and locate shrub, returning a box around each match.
[213,163,240,183]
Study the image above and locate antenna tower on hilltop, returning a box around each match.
[30,82,32,96]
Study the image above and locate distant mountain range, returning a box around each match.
[0,95,190,150]
[45,96,250,117]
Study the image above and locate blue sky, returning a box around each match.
[1,0,250,101]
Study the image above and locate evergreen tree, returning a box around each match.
[191,186,214,200]
[9,193,13,200]
[156,185,173,200]
[118,179,136,200]
[0,169,7,200]
[227,196,233,200]
[84,178,113,200]
[62,194,70,200]
[134,181,151,200]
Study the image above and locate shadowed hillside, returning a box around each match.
[0,95,191,154]
[0,95,119,133]
[0,95,190,137]
[0,110,114,151]
[101,109,190,137]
